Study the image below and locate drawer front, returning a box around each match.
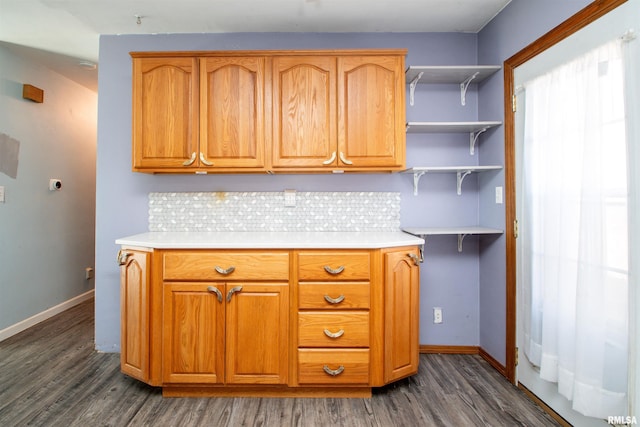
[298,349,370,384]
[298,283,370,309]
[297,252,370,281]
[298,312,369,347]
[163,251,289,281]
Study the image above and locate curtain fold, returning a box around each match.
[520,38,629,419]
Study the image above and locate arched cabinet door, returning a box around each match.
[383,246,420,384]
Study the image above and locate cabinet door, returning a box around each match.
[383,248,420,383]
[120,250,150,382]
[271,56,337,168]
[200,57,265,168]
[337,55,405,169]
[163,283,225,384]
[132,57,198,170]
[225,283,289,384]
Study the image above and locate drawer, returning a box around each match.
[298,312,369,347]
[298,349,370,385]
[297,252,370,281]
[299,283,370,309]
[163,251,289,281]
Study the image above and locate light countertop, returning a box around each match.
[116,231,424,249]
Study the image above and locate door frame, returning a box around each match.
[503,0,628,384]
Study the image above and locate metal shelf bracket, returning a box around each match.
[469,127,488,155]
[457,234,468,252]
[409,71,424,107]
[456,170,472,195]
[460,72,479,106]
[412,171,426,196]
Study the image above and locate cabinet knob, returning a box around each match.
[323,265,345,275]
[199,152,213,166]
[182,152,197,166]
[322,151,337,165]
[323,365,345,376]
[338,151,353,165]
[323,328,345,339]
[408,253,420,266]
[226,286,243,302]
[207,286,223,303]
[117,250,132,266]
[324,294,346,304]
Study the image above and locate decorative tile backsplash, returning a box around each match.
[149,192,400,232]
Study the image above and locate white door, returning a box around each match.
[514,2,638,425]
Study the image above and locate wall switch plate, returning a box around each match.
[495,186,503,204]
[284,189,296,207]
[433,307,443,324]
[85,267,94,280]
[0,186,4,203]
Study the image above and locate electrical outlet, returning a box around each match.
[0,186,4,203]
[433,307,443,324]
[85,267,94,280]
[495,186,503,204]
[284,189,296,207]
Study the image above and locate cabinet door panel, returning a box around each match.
[200,57,265,168]
[225,283,289,384]
[272,57,336,168]
[163,283,225,384]
[383,249,419,383]
[120,250,150,382]
[337,56,405,168]
[132,57,198,169]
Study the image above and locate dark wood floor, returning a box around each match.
[0,299,559,426]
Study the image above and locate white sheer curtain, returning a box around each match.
[520,38,629,419]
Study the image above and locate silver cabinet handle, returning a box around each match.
[183,152,197,166]
[339,151,353,165]
[214,266,235,276]
[323,329,345,339]
[323,265,345,275]
[117,250,132,266]
[199,152,213,166]
[226,286,243,302]
[207,286,223,303]
[324,294,345,304]
[323,365,345,376]
[322,151,337,165]
[408,253,420,266]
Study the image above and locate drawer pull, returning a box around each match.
[324,294,346,304]
[323,328,345,339]
[226,286,243,302]
[182,152,197,166]
[207,286,223,303]
[323,365,345,376]
[117,250,132,266]
[323,265,345,275]
[214,266,236,276]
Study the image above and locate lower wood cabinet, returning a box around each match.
[118,246,419,397]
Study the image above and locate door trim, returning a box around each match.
[503,0,628,384]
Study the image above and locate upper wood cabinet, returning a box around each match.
[131,50,406,173]
[271,53,406,171]
[132,57,198,170]
[200,57,266,169]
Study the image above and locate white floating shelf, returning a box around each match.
[406,65,501,106]
[403,226,504,254]
[406,121,503,155]
[402,166,503,196]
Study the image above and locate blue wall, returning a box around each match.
[476,0,592,363]
[96,32,492,352]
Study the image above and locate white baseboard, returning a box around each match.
[0,289,95,342]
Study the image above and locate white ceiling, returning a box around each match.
[0,0,511,92]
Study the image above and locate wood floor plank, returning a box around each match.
[0,299,560,426]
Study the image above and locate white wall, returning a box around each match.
[0,44,97,336]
